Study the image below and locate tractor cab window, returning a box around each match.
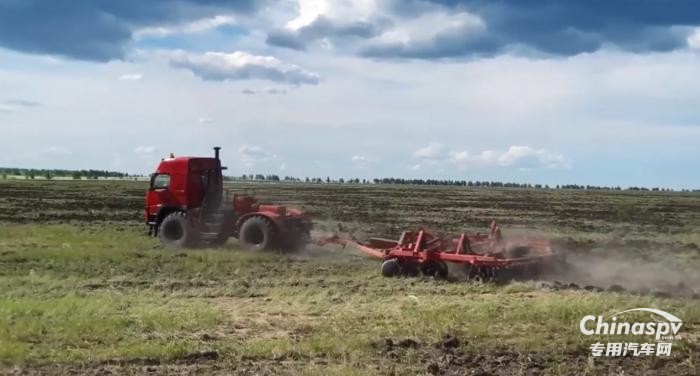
[200,173,209,190]
[151,174,170,189]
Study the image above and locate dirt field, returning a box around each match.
[1,179,699,375]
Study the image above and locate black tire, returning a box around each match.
[381,259,400,277]
[239,216,276,251]
[400,261,421,277]
[466,265,482,282]
[421,261,449,279]
[159,212,198,249]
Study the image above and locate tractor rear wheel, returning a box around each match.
[239,216,276,251]
[159,212,198,249]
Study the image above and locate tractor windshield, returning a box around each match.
[151,174,170,189]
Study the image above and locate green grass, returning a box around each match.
[1,224,698,374]
[0,294,221,364]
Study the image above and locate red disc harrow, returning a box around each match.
[318,221,558,281]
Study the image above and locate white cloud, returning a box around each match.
[134,15,236,39]
[351,154,374,169]
[688,28,700,50]
[275,1,486,55]
[266,88,288,95]
[238,144,277,166]
[198,117,213,124]
[496,145,570,168]
[414,143,569,169]
[241,87,288,95]
[119,73,143,81]
[0,99,41,113]
[42,146,72,156]
[375,10,485,45]
[412,142,447,160]
[163,50,320,85]
[134,145,156,154]
[286,0,378,31]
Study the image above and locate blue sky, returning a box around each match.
[1,0,699,188]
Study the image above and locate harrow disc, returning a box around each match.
[400,260,421,277]
[421,260,449,279]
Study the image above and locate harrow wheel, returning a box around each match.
[466,266,503,283]
[400,261,421,277]
[495,267,514,284]
[484,267,498,282]
[381,259,400,277]
[465,265,483,282]
[421,260,449,279]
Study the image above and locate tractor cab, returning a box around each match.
[145,148,224,228]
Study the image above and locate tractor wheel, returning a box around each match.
[239,216,276,251]
[159,212,198,249]
[381,259,400,277]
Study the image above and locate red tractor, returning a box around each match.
[145,147,311,251]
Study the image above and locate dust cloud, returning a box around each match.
[543,246,700,296]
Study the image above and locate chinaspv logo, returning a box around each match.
[579,308,683,357]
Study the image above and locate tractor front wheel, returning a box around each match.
[159,212,198,249]
[239,216,276,251]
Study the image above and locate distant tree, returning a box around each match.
[72,171,82,180]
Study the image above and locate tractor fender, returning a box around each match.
[154,206,187,225]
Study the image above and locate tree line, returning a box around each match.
[1,167,696,192]
[229,174,697,192]
[0,168,128,180]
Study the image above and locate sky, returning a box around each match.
[1,0,699,189]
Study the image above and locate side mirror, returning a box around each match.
[148,173,156,190]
